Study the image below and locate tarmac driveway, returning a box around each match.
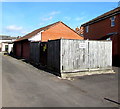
[2,55,119,107]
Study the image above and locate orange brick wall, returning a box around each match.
[42,22,83,42]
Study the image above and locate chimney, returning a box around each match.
[17,36,21,39]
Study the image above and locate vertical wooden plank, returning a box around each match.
[30,42,40,64]
[61,39,88,72]
[47,39,60,72]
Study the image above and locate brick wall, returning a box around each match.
[83,15,119,40]
[42,22,83,42]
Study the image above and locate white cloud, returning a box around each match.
[39,22,45,26]
[6,25,23,31]
[64,17,71,20]
[75,17,84,21]
[41,16,53,21]
[21,31,28,34]
[49,11,60,16]
[5,25,27,35]
[40,11,60,22]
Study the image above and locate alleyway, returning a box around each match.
[2,55,118,107]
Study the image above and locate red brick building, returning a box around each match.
[14,21,83,60]
[79,7,120,66]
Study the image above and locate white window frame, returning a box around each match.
[110,16,115,27]
[86,25,89,33]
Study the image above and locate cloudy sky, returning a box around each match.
[1,2,118,37]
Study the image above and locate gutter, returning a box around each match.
[107,32,118,36]
[81,11,120,27]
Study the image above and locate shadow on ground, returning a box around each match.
[8,54,61,77]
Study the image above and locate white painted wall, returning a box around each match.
[28,31,43,42]
[0,39,16,43]
[1,43,13,53]
[0,39,16,53]
[0,40,11,43]
[8,44,13,53]
[2,43,8,52]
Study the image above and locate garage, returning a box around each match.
[22,40,30,60]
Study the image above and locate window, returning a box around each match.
[110,16,115,27]
[86,25,89,33]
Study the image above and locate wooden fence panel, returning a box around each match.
[47,39,112,73]
[30,42,40,64]
[88,41,112,69]
[47,40,60,72]
[61,39,89,72]
[61,39,112,72]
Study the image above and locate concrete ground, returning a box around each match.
[2,55,119,107]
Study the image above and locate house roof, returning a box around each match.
[0,35,17,40]
[15,21,60,42]
[81,7,120,26]
[15,21,81,42]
